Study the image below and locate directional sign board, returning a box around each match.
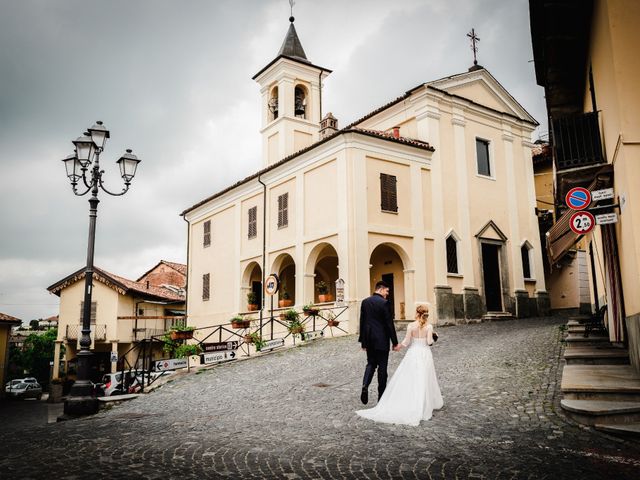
[203,341,239,352]
[569,211,596,235]
[259,338,284,351]
[591,188,615,202]
[301,330,324,341]
[566,187,591,210]
[155,358,188,371]
[596,213,618,225]
[200,350,236,365]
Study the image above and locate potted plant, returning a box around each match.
[169,322,196,340]
[231,315,251,329]
[278,290,294,308]
[174,343,202,358]
[285,309,305,335]
[302,303,320,316]
[244,331,266,351]
[325,311,340,327]
[247,291,259,311]
[316,280,334,303]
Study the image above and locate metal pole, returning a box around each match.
[589,241,599,314]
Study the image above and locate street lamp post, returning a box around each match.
[61,121,140,416]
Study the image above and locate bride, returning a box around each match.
[356,304,443,426]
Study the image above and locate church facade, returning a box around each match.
[181,19,549,331]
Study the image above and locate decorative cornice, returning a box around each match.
[521,140,536,149]
[502,133,514,142]
[451,118,466,127]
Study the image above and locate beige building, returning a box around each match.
[531,0,640,370]
[0,312,21,397]
[182,18,548,333]
[47,261,186,381]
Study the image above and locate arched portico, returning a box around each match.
[271,253,296,305]
[305,242,339,303]
[369,242,412,320]
[241,261,262,310]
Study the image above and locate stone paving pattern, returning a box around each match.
[1,317,640,479]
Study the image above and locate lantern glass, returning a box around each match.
[88,121,110,150]
[62,153,81,183]
[72,135,96,167]
[117,149,141,182]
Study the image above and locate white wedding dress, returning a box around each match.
[356,322,443,426]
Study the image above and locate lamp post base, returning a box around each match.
[59,380,99,418]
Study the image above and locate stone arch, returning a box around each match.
[241,261,262,309]
[271,253,296,305]
[305,242,339,303]
[369,242,411,320]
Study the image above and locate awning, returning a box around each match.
[546,165,613,264]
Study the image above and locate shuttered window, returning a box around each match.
[521,245,532,279]
[380,173,398,212]
[203,220,211,247]
[476,139,491,176]
[202,273,210,301]
[446,236,459,274]
[277,193,289,228]
[79,301,97,324]
[248,206,257,239]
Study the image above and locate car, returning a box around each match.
[4,377,38,393]
[96,370,172,396]
[6,381,42,400]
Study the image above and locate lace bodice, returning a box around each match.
[401,322,434,347]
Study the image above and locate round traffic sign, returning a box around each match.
[264,274,280,296]
[565,187,591,210]
[569,211,595,235]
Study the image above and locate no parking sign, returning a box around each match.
[565,187,591,210]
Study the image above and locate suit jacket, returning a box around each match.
[358,293,398,351]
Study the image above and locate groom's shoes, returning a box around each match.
[360,386,368,405]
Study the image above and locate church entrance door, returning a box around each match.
[482,243,503,311]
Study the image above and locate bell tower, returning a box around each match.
[253,16,332,167]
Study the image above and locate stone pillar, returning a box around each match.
[536,291,551,317]
[52,341,62,379]
[463,287,484,320]
[111,341,119,374]
[514,289,530,318]
[434,286,455,325]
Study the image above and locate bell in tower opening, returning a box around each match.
[294,85,307,118]
[268,86,279,121]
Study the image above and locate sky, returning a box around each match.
[0,0,547,322]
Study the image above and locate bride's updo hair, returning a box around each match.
[415,304,429,328]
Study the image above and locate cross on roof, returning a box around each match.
[467,28,480,66]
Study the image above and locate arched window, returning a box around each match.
[268,86,279,121]
[521,241,533,279]
[294,85,307,119]
[446,234,459,274]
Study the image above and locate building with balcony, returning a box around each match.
[181,16,548,331]
[47,260,186,382]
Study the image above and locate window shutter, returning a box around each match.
[203,220,211,247]
[446,236,458,274]
[248,207,257,239]
[278,193,288,228]
[202,273,210,301]
[380,174,398,212]
[79,301,97,324]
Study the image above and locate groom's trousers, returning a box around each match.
[363,349,390,398]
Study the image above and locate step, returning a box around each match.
[563,346,629,365]
[594,423,640,438]
[561,399,640,425]
[562,365,640,401]
[568,315,592,323]
[482,312,514,321]
[565,334,610,347]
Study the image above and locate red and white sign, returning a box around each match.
[565,187,591,210]
[569,211,595,235]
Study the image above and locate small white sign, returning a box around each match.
[591,188,614,201]
[200,350,236,365]
[595,213,618,225]
[301,330,324,341]
[260,338,284,351]
[110,352,118,363]
[155,358,188,371]
[335,278,345,306]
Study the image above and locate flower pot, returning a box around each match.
[231,320,251,329]
[318,294,334,303]
[327,320,340,327]
[170,330,194,341]
[247,304,259,311]
[278,299,294,308]
[304,309,320,316]
[243,334,254,343]
[289,325,304,334]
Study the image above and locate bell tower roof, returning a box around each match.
[277,17,310,64]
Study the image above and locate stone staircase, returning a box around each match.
[560,317,640,438]
[482,311,515,321]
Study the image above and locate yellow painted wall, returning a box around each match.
[304,160,338,238]
[366,157,412,229]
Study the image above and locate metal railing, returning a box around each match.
[66,324,106,341]
[551,111,604,171]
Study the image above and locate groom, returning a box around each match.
[358,280,399,404]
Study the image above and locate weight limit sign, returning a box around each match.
[569,211,595,235]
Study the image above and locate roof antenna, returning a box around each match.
[289,0,295,22]
[467,28,481,70]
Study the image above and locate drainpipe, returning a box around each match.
[181,213,190,327]
[258,173,267,338]
[318,69,324,121]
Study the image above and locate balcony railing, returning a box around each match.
[133,328,167,341]
[66,324,107,342]
[551,111,604,171]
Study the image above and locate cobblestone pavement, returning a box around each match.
[2,317,640,479]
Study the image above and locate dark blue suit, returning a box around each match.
[358,293,398,398]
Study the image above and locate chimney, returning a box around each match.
[392,126,400,139]
[320,112,339,139]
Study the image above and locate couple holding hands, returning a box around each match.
[356,281,443,426]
